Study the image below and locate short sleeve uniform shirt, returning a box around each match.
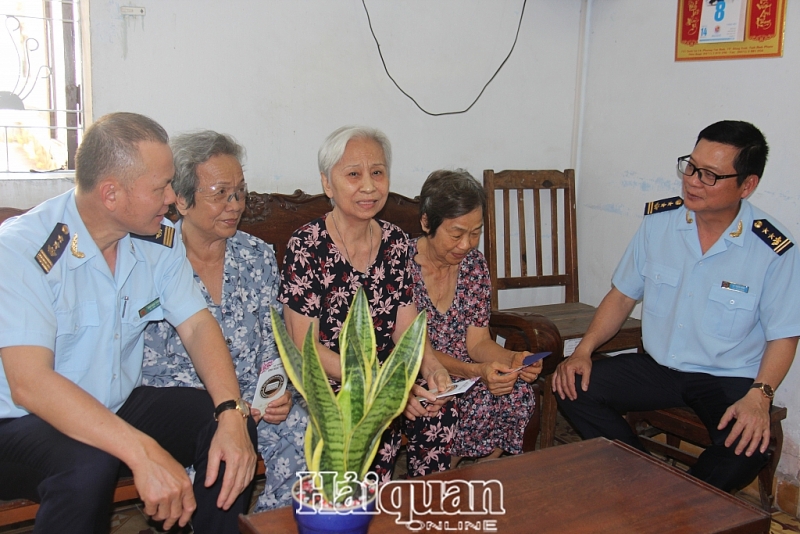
[612,199,800,378]
[0,189,206,418]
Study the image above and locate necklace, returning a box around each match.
[332,212,373,278]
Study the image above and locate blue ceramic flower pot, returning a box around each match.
[291,479,377,534]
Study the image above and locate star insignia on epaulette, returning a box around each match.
[753,220,793,255]
[644,197,683,216]
[35,223,69,273]
[130,224,175,248]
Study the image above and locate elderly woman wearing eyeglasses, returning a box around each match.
[142,131,308,511]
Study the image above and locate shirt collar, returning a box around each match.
[722,200,751,248]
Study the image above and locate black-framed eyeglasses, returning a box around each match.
[677,156,739,187]
[197,182,248,204]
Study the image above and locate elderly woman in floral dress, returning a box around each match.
[406,169,541,467]
[142,131,307,511]
[279,125,452,481]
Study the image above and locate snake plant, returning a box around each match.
[271,287,426,504]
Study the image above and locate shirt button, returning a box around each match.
[671,355,676,359]
[678,324,683,328]
[112,374,117,380]
[699,261,703,265]
[730,300,735,305]
[114,333,119,339]
[688,292,693,297]
[226,338,233,346]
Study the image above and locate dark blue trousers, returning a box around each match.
[556,353,768,492]
[0,386,257,534]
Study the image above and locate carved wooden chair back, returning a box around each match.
[238,190,423,269]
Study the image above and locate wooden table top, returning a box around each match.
[239,438,770,534]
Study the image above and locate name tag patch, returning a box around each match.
[138,298,161,318]
[721,281,749,293]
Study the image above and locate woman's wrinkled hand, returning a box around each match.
[478,361,518,396]
[250,390,292,424]
[511,351,542,384]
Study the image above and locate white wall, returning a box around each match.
[579,1,800,482]
[85,0,583,201]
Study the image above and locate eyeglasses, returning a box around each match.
[197,182,248,204]
[677,156,739,187]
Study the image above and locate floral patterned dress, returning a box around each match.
[142,224,308,511]
[407,239,534,457]
[279,215,450,480]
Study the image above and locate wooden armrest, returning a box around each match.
[489,310,563,376]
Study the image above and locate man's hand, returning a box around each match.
[205,412,257,509]
[552,351,593,401]
[718,389,772,456]
[254,390,293,425]
[132,438,196,530]
[478,361,518,396]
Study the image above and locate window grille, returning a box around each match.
[1,0,84,173]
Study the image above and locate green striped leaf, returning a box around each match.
[337,290,374,440]
[370,311,426,406]
[299,329,345,489]
[353,311,426,476]
[270,306,305,398]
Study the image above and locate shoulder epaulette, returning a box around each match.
[644,197,683,216]
[752,220,793,255]
[35,223,70,273]
[130,224,175,248]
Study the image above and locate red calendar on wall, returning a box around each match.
[675,0,786,61]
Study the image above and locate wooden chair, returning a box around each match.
[483,169,643,448]
[627,405,787,511]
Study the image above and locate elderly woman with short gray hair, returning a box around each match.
[279,125,454,481]
[142,130,308,511]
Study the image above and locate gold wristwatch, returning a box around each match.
[214,398,248,421]
[750,382,775,400]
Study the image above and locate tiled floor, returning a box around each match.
[3,413,799,533]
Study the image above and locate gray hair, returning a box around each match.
[170,130,245,208]
[75,112,169,191]
[317,125,392,181]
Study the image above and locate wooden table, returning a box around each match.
[239,438,770,534]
